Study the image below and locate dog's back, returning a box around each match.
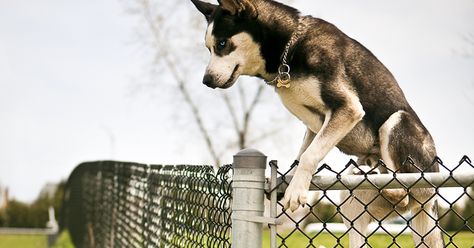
[290,16,438,173]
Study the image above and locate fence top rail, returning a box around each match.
[274,172,474,192]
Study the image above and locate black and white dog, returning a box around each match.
[190,0,442,247]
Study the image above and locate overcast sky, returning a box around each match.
[0,0,473,202]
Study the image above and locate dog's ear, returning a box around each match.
[218,0,239,15]
[218,0,258,18]
[190,0,217,22]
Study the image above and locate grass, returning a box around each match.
[0,230,74,248]
[263,230,474,247]
[0,234,47,248]
[1,229,472,247]
[51,231,74,248]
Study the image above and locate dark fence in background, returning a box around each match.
[60,161,232,248]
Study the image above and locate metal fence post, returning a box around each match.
[232,149,267,248]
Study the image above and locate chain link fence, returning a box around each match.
[269,156,474,247]
[61,161,232,248]
[60,152,474,247]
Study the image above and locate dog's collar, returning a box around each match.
[266,16,309,88]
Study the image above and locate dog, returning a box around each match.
[190,0,442,247]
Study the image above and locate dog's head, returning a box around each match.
[190,0,266,89]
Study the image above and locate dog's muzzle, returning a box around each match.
[203,74,217,89]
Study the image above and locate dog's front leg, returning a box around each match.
[282,102,365,211]
[286,128,317,176]
[296,128,317,161]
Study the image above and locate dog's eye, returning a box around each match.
[217,39,227,50]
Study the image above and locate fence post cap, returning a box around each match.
[233,148,267,169]
[235,148,266,157]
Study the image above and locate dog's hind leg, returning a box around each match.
[340,190,372,248]
[379,111,442,247]
[379,110,438,173]
[340,165,385,248]
[409,191,444,248]
[378,111,411,207]
[378,110,438,207]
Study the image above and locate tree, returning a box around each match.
[126,0,293,168]
[439,204,465,232]
[0,181,65,228]
[462,185,474,230]
[2,200,32,227]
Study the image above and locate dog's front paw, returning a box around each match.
[282,170,312,212]
[382,188,409,207]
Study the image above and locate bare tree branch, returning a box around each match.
[238,83,248,113]
[221,92,242,136]
[455,33,474,58]
[221,84,266,149]
[139,0,221,167]
[462,33,474,47]
[247,126,286,146]
[240,84,265,148]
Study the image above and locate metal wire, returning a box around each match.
[270,156,474,247]
[60,156,474,247]
[61,161,232,248]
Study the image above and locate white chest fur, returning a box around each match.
[275,77,328,133]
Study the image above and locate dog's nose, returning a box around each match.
[203,74,216,89]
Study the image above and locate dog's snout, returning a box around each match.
[203,74,216,89]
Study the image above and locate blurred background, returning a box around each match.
[0,0,473,240]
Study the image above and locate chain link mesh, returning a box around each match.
[60,156,474,247]
[270,156,474,247]
[61,161,232,248]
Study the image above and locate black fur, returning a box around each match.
[190,0,216,21]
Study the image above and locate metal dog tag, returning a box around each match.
[277,78,291,88]
[276,64,291,88]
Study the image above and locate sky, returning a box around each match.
[0,0,473,202]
